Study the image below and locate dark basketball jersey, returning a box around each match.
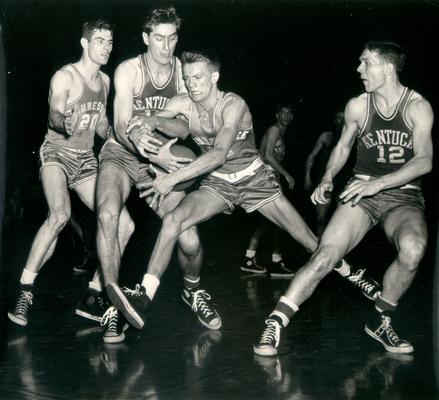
[132,55,183,118]
[45,64,107,150]
[353,87,420,187]
[188,91,258,174]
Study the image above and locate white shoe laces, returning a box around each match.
[348,269,375,294]
[123,284,143,297]
[101,306,118,332]
[16,290,33,316]
[379,316,402,344]
[191,290,213,318]
[260,319,280,347]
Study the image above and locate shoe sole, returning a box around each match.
[364,325,414,354]
[269,273,295,279]
[103,332,126,344]
[106,284,144,329]
[181,294,222,330]
[240,266,267,274]
[253,345,278,357]
[75,309,102,323]
[8,312,27,327]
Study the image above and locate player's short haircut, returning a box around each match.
[82,19,113,41]
[142,6,182,34]
[181,50,221,72]
[363,41,406,72]
[275,103,293,114]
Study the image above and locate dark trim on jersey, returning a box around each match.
[372,86,407,121]
[142,53,175,91]
[358,95,371,137]
[402,90,414,131]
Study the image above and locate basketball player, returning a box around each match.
[241,104,296,277]
[105,50,381,331]
[94,7,207,343]
[304,111,345,236]
[7,20,135,329]
[254,41,433,356]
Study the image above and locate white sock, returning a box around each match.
[272,253,282,263]
[334,259,351,277]
[183,276,200,290]
[246,249,256,258]
[141,274,160,300]
[89,280,102,292]
[20,268,37,285]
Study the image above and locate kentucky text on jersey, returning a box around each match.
[360,129,413,150]
[133,96,169,113]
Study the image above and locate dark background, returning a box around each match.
[0,0,438,342]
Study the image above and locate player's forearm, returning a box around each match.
[168,149,226,186]
[48,110,68,135]
[114,119,139,154]
[154,116,189,138]
[375,156,432,190]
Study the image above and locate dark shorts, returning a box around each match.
[344,177,425,225]
[39,140,98,189]
[200,161,282,214]
[99,139,153,186]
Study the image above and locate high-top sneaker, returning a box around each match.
[240,257,267,274]
[181,288,222,330]
[253,319,282,356]
[8,284,34,326]
[267,261,295,278]
[100,306,129,344]
[75,288,108,322]
[347,268,381,300]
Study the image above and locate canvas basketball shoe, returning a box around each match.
[267,260,295,278]
[346,268,381,300]
[365,313,413,354]
[254,318,282,357]
[240,257,267,274]
[101,306,129,344]
[181,288,222,330]
[106,283,151,329]
[75,287,108,322]
[8,284,34,326]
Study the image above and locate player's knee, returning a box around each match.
[308,245,338,276]
[399,235,427,269]
[47,209,70,231]
[179,227,201,255]
[162,212,183,237]
[97,204,119,228]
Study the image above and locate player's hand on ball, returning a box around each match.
[311,180,333,205]
[64,109,78,136]
[136,166,173,209]
[126,115,158,135]
[151,138,194,172]
[129,127,163,156]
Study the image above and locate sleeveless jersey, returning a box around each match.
[132,55,182,118]
[188,91,258,174]
[45,64,107,150]
[353,87,420,187]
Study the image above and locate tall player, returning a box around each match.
[7,20,134,327]
[254,41,433,356]
[94,7,206,343]
[105,50,381,332]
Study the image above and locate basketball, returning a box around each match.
[152,144,197,192]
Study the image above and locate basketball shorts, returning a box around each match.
[99,138,153,186]
[39,140,97,189]
[344,176,425,225]
[200,158,282,214]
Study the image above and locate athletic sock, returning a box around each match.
[272,253,282,263]
[20,268,37,286]
[183,276,200,291]
[246,249,256,259]
[141,274,160,300]
[89,280,102,292]
[270,296,299,328]
[333,259,351,277]
[375,295,397,313]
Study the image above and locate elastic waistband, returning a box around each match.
[43,140,91,153]
[354,174,420,190]
[210,157,263,183]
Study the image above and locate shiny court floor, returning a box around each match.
[1,211,438,400]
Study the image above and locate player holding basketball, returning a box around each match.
[7,20,134,328]
[94,7,211,343]
[254,41,433,356]
[106,50,381,332]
